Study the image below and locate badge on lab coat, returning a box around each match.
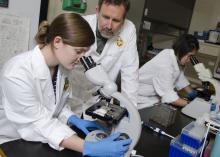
[116,37,123,47]
[0,148,7,157]
[64,78,69,91]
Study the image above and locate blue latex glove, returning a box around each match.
[187,90,197,101]
[83,132,132,157]
[67,115,106,135]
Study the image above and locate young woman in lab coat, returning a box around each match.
[137,34,199,109]
[0,13,131,157]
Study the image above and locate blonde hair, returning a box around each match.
[35,13,95,47]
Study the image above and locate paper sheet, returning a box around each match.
[0,13,30,69]
[181,97,210,119]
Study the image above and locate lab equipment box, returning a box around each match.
[169,137,201,157]
[149,103,177,127]
[180,122,207,149]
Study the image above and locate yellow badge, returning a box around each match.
[116,37,123,47]
[0,148,7,157]
[63,78,69,91]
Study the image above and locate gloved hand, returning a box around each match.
[83,132,132,157]
[67,115,106,135]
[187,90,197,101]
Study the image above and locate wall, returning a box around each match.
[47,0,220,50]
[126,0,145,35]
[47,0,98,23]
[150,0,220,49]
[189,0,220,33]
[47,0,145,34]
[47,0,220,33]
[0,0,41,49]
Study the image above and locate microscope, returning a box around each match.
[190,56,212,101]
[80,56,142,157]
[182,56,220,119]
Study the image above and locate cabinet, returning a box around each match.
[184,42,220,85]
[137,0,189,67]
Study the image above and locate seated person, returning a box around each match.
[137,34,198,109]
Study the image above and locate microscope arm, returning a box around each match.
[84,65,117,99]
[80,56,117,99]
[193,63,212,79]
[191,56,220,104]
[111,92,142,156]
[191,56,212,79]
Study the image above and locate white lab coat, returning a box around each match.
[0,46,75,150]
[70,14,139,112]
[137,49,190,109]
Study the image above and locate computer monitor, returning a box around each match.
[213,53,220,80]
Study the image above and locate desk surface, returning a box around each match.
[136,107,192,157]
[0,107,193,157]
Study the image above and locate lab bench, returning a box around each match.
[0,107,193,157]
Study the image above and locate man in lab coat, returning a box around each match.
[70,0,139,113]
[137,34,199,109]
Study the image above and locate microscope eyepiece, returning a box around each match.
[80,56,96,71]
[190,56,199,65]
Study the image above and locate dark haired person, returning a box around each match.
[0,13,131,157]
[71,0,139,111]
[137,34,199,109]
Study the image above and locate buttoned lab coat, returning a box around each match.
[0,46,75,150]
[137,49,190,109]
[70,14,139,112]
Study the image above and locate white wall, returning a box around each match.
[189,0,220,33]
[0,0,41,49]
[47,0,98,23]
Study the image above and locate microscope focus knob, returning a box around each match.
[85,130,108,142]
[114,133,130,141]
[85,130,130,142]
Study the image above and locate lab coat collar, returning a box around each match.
[56,66,69,104]
[30,46,70,105]
[31,45,51,79]
[31,45,69,82]
[170,49,182,81]
[170,49,181,73]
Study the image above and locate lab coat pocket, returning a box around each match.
[101,49,123,71]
